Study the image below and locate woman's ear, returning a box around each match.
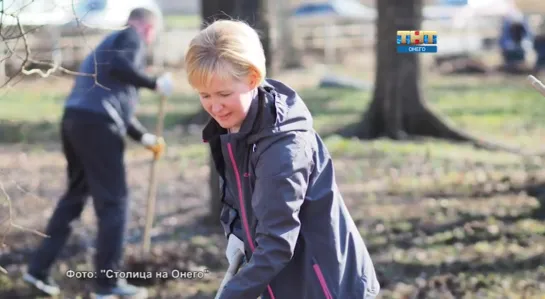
[248,68,261,89]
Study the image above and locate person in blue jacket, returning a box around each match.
[23,7,172,298]
[533,21,545,74]
[499,12,532,70]
[184,19,380,299]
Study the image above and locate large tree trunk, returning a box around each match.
[236,0,273,76]
[355,0,484,142]
[201,0,237,225]
[201,0,273,225]
[201,0,237,25]
[274,0,301,70]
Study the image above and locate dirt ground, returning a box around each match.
[2,136,545,299]
[0,140,228,299]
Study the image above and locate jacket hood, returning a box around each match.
[202,79,314,145]
[245,79,313,145]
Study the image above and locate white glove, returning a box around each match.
[155,72,173,96]
[141,133,159,146]
[140,133,166,159]
[225,234,245,265]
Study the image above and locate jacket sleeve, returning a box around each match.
[109,29,157,90]
[219,176,244,241]
[218,132,312,299]
[126,116,148,142]
[220,203,244,240]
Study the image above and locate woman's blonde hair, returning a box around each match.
[184,19,266,88]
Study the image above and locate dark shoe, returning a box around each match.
[23,272,60,296]
[92,279,148,299]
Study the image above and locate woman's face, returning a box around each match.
[197,73,257,132]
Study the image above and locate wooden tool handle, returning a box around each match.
[527,75,545,97]
[214,251,245,299]
[142,94,168,255]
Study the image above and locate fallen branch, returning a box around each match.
[0,182,48,275]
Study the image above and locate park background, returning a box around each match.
[1,0,545,298]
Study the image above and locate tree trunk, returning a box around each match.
[200,0,274,224]
[207,151,222,225]
[201,0,237,225]
[236,0,273,76]
[259,0,273,76]
[201,0,237,25]
[274,0,300,70]
[356,0,480,142]
[0,42,6,85]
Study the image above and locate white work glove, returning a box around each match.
[225,234,245,265]
[155,72,173,96]
[141,133,166,159]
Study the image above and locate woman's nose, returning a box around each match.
[211,103,223,114]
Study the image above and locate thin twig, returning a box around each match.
[0,182,48,275]
[17,20,59,77]
[70,0,111,91]
[1,3,111,91]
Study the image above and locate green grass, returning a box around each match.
[0,89,200,124]
[1,75,544,181]
[1,76,544,149]
[0,91,65,122]
[0,89,201,143]
[2,77,544,200]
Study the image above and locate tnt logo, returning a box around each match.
[396,30,438,53]
[397,30,437,45]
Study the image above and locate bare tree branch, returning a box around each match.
[0,181,49,275]
[0,0,112,90]
[0,0,123,273]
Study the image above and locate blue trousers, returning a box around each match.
[502,49,525,64]
[27,109,130,289]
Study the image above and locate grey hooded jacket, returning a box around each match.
[202,79,380,299]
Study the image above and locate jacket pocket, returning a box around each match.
[312,258,333,299]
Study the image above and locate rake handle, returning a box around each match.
[527,75,545,97]
[141,94,167,255]
[214,251,245,299]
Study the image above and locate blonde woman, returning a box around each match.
[185,19,380,299]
